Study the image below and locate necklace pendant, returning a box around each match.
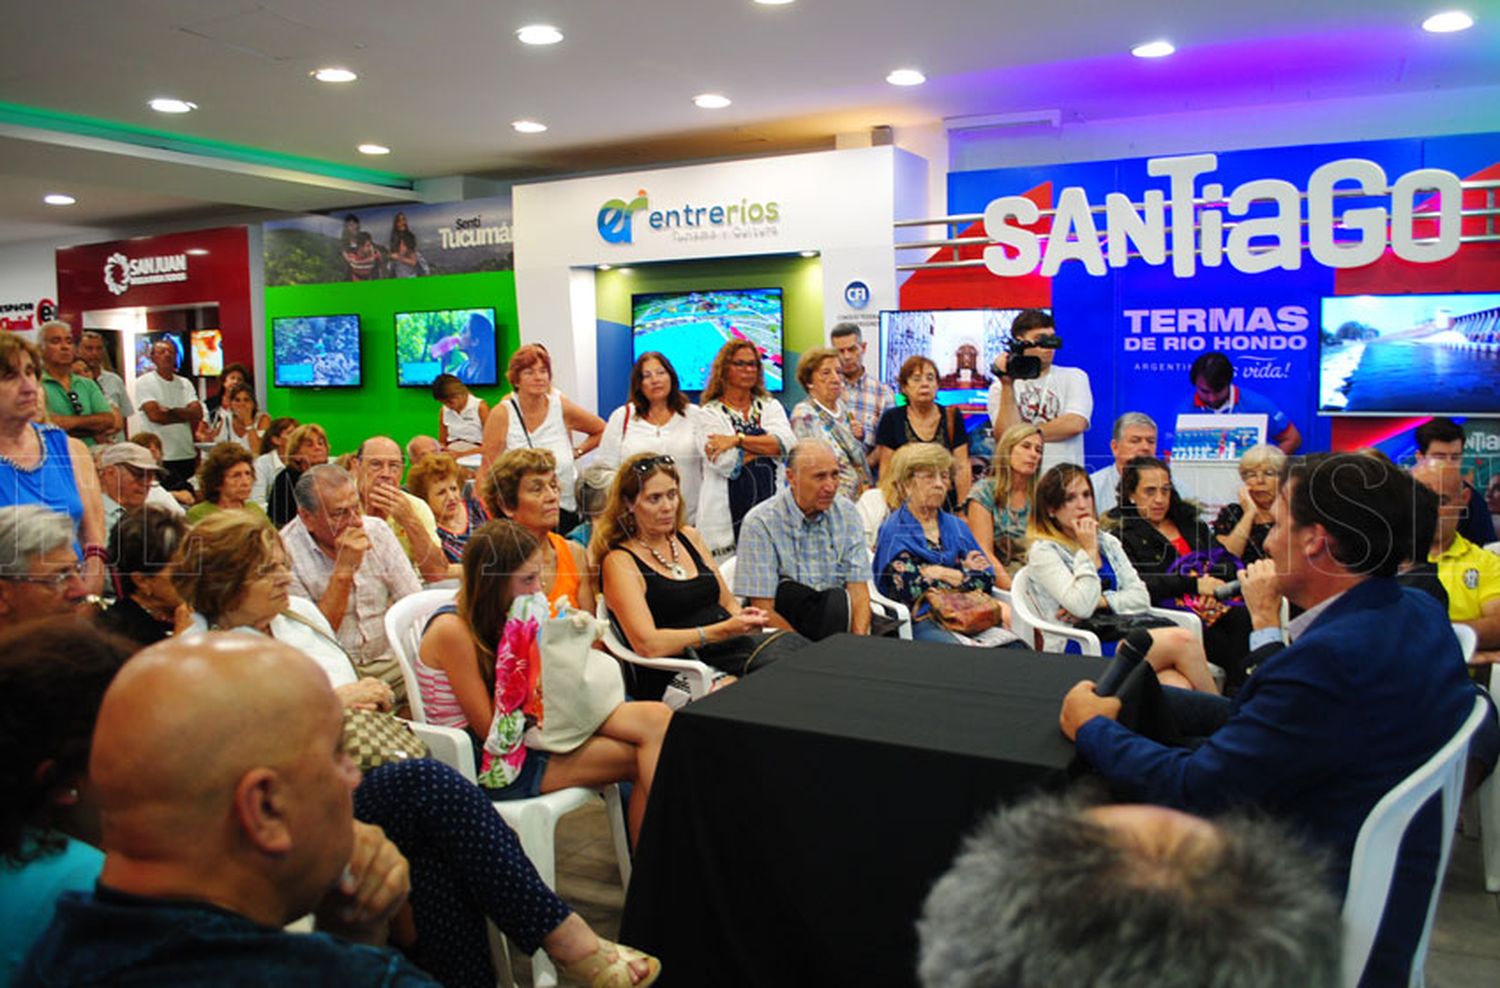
[670,563,687,580]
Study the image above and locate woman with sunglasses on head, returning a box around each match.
[598,453,801,699]
[598,352,704,526]
[0,334,107,596]
[698,340,796,559]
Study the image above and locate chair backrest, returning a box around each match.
[1008,567,1044,649]
[719,555,737,592]
[383,587,459,724]
[1340,693,1490,988]
[1453,623,1478,665]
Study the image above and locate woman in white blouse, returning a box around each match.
[597,352,703,525]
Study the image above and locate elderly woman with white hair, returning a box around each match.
[1213,443,1286,564]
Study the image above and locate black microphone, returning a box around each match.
[1212,580,1241,601]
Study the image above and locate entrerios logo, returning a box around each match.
[103,251,189,295]
[596,189,782,245]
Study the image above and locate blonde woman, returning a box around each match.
[267,422,329,528]
[964,423,1043,588]
[1214,443,1285,563]
[788,347,871,502]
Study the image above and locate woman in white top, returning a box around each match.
[597,351,703,525]
[1024,463,1217,692]
[697,339,796,558]
[250,416,296,507]
[200,384,270,452]
[433,373,489,452]
[788,347,872,503]
[480,343,605,533]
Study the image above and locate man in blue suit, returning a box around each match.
[1060,453,1494,986]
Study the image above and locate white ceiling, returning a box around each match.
[2,0,1497,244]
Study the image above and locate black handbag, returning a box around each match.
[1076,611,1175,643]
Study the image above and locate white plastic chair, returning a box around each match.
[1009,566,1204,654]
[1483,541,1500,556]
[1340,694,1490,988]
[384,590,633,988]
[595,595,722,701]
[1453,623,1478,664]
[1451,623,1500,893]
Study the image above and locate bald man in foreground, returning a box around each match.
[17,633,439,987]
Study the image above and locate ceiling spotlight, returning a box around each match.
[598,264,613,271]
[148,98,197,114]
[693,93,732,109]
[517,24,564,45]
[43,193,76,206]
[357,143,391,155]
[617,267,634,275]
[799,250,818,257]
[754,0,796,5]
[885,68,926,86]
[1131,40,1176,58]
[1422,10,1474,32]
[512,120,548,133]
[312,67,358,83]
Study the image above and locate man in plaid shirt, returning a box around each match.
[830,323,892,466]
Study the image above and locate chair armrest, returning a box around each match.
[1146,606,1202,642]
[866,580,913,640]
[598,625,720,699]
[406,720,477,781]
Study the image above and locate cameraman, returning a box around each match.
[987,309,1093,473]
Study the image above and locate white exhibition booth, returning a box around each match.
[512,146,930,407]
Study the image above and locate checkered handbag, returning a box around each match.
[341,708,429,772]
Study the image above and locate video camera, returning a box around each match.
[992,333,1063,381]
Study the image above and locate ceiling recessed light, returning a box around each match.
[754,0,796,5]
[1131,40,1176,58]
[693,93,732,109]
[617,267,633,275]
[885,68,926,87]
[1422,10,1474,32]
[799,250,818,257]
[312,67,358,83]
[512,120,548,134]
[517,24,564,45]
[43,193,76,206]
[597,264,613,271]
[148,98,196,114]
[185,248,210,256]
[357,143,391,155]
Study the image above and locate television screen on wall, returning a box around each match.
[189,329,223,377]
[394,307,499,387]
[631,288,784,392]
[878,308,1043,405]
[271,314,362,388]
[1317,292,1500,415]
[133,333,187,376]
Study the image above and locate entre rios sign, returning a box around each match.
[982,153,1464,279]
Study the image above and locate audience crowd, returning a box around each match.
[1,315,1497,987]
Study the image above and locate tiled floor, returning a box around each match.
[506,802,1500,987]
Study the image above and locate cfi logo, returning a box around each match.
[103,253,131,295]
[597,190,649,244]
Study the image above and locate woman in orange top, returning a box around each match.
[482,448,594,612]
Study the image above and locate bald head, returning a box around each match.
[406,435,440,465]
[92,633,356,923]
[788,440,841,516]
[354,435,404,498]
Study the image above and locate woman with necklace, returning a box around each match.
[482,448,593,612]
[874,355,971,510]
[789,347,872,504]
[598,352,704,525]
[0,335,107,595]
[698,340,796,558]
[597,453,778,700]
[1213,443,1284,564]
[873,444,1000,646]
[480,343,605,534]
[964,423,1044,589]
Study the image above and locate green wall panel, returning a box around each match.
[264,272,519,455]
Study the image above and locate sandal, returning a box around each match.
[556,937,661,988]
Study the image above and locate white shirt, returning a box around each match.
[188,595,357,689]
[96,369,132,442]
[988,365,1093,474]
[145,483,186,517]
[441,393,485,446]
[597,403,704,524]
[132,370,199,461]
[1090,464,1122,515]
[505,392,579,513]
[251,450,284,507]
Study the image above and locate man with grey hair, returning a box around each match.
[0,505,91,626]
[1090,412,1157,514]
[351,436,447,583]
[280,464,421,697]
[830,322,891,462]
[918,793,1340,988]
[38,321,119,447]
[733,439,871,638]
[96,443,164,536]
[78,330,132,442]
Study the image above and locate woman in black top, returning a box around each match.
[1106,456,1253,689]
[1213,443,1284,564]
[874,355,971,510]
[99,506,190,646]
[597,452,775,698]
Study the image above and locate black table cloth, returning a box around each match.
[619,634,1107,987]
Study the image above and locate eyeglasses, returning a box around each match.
[6,561,84,590]
[65,390,83,415]
[632,455,676,474]
[728,358,760,369]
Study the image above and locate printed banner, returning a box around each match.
[264,196,513,286]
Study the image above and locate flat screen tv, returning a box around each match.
[631,288,784,392]
[394,307,499,387]
[878,308,1042,405]
[1317,292,1500,415]
[133,333,187,376]
[189,329,223,377]
[271,314,362,388]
